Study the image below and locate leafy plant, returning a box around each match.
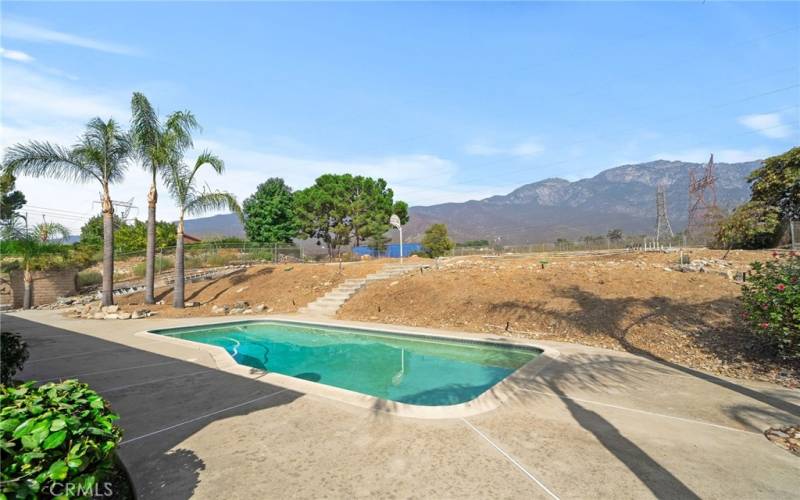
[0,380,122,498]
[421,223,454,258]
[132,255,173,277]
[740,252,800,358]
[77,270,103,288]
[243,178,298,244]
[1,332,29,385]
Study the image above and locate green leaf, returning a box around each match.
[0,418,20,432]
[50,418,66,431]
[12,418,35,437]
[43,430,67,450]
[20,434,38,450]
[47,460,68,481]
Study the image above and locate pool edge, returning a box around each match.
[135,315,559,420]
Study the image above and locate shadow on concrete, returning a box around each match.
[542,364,701,499]
[5,315,302,500]
[490,287,800,418]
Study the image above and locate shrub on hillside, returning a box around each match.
[132,255,174,277]
[0,380,123,498]
[77,270,103,288]
[741,252,800,358]
[1,332,29,385]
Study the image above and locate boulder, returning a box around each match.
[101,305,119,313]
[234,300,250,309]
[211,304,229,315]
[118,312,132,320]
[92,312,105,319]
[131,309,150,319]
[104,313,120,320]
[253,303,266,313]
[229,307,246,315]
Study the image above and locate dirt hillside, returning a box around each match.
[338,249,799,386]
[117,260,389,317]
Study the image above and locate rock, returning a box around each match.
[211,305,229,314]
[234,300,249,309]
[243,309,253,315]
[236,286,249,293]
[117,312,131,320]
[104,313,120,320]
[101,305,119,313]
[185,301,200,308]
[389,281,399,286]
[92,312,105,319]
[229,307,246,315]
[253,304,266,313]
[156,300,165,305]
[131,309,150,319]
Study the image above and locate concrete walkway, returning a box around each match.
[4,310,799,499]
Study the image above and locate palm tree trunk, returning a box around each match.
[174,217,185,308]
[144,178,157,304]
[23,263,32,310]
[101,191,115,306]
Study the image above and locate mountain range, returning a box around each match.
[183,159,761,245]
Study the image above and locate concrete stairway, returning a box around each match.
[298,263,424,317]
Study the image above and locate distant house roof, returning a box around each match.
[183,233,202,244]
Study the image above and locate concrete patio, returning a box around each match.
[4,310,798,499]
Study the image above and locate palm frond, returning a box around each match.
[162,160,192,208]
[164,111,199,151]
[3,141,101,184]
[185,191,241,219]
[130,92,160,158]
[31,222,71,243]
[78,117,131,184]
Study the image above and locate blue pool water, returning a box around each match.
[152,321,540,406]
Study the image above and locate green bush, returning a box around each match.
[741,252,800,358]
[76,270,103,288]
[1,332,29,385]
[132,255,174,277]
[0,380,122,498]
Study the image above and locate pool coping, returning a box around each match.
[135,315,558,419]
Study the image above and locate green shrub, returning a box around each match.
[76,270,103,288]
[204,254,233,267]
[741,252,800,358]
[0,380,122,498]
[132,255,174,277]
[1,332,29,385]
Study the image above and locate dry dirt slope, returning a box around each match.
[117,260,389,317]
[338,249,799,387]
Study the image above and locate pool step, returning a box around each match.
[298,264,426,317]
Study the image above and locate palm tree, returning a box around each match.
[130,92,198,305]
[164,152,241,308]
[4,117,131,306]
[31,221,71,243]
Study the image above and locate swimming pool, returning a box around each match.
[150,321,541,406]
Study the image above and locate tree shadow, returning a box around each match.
[499,286,800,418]
[544,368,701,499]
[7,315,303,499]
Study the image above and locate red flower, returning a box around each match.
[775,284,786,292]
[772,251,779,258]
[760,322,770,329]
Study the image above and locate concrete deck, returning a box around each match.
[3,310,798,499]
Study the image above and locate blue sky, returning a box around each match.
[1,1,798,232]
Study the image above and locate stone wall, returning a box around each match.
[4,268,79,308]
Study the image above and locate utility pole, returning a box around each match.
[655,185,674,248]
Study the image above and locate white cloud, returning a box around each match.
[465,138,544,158]
[0,47,34,62]
[3,18,140,56]
[737,112,793,139]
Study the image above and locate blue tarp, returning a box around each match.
[353,243,422,258]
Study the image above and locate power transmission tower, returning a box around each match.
[92,197,138,221]
[686,154,718,244]
[655,185,674,247]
